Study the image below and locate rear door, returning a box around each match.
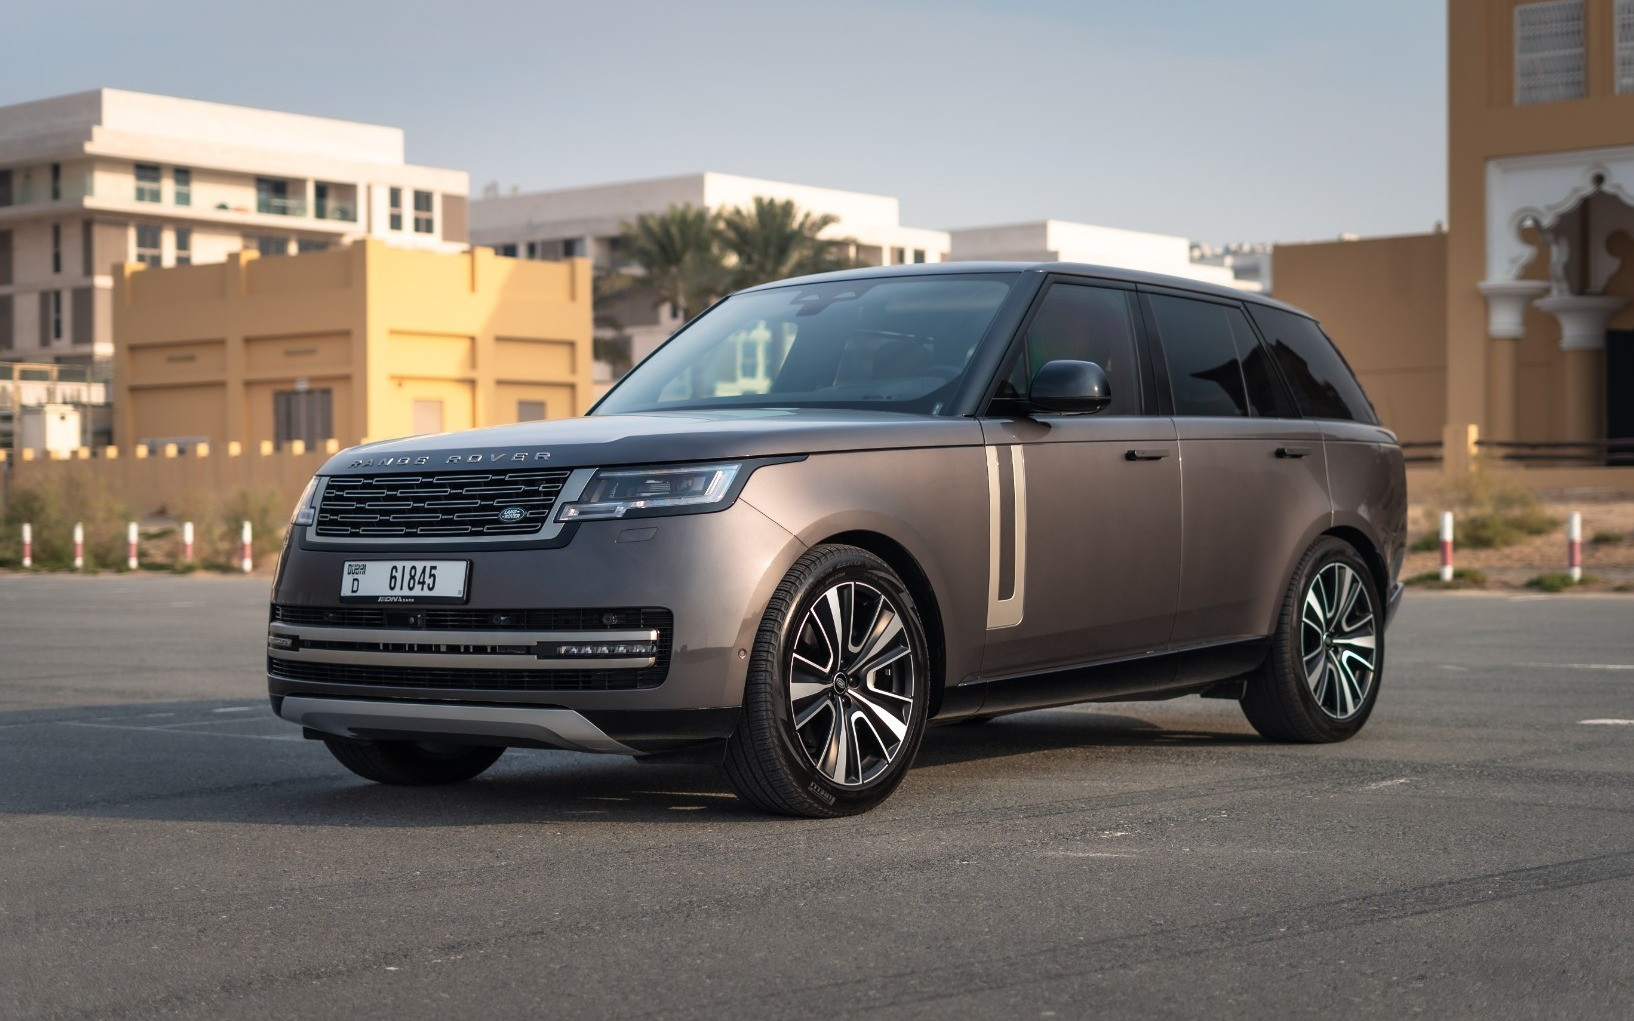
[1141,289,1332,648]
[977,277,1181,693]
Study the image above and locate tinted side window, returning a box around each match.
[1002,283,1140,414]
[1229,309,1297,418]
[1148,294,1248,417]
[1248,305,1379,423]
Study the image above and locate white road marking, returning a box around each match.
[211,706,258,713]
[1043,851,1134,859]
[1439,665,1470,672]
[1579,719,1634,726]
[1361,778,1412,790]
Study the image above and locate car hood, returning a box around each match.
[318,409,985,475]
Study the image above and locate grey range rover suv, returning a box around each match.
[268,262,1405,817]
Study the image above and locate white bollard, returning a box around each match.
[182,521,194,563]
[240,520,253,574]
[1439,511,1454,582]
[1568,511,1582,584]
[127,521,139,571]
[21,522,32,569]
[73,522,85,571]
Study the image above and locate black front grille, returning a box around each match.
[315,469,572,538]
[268,657,664,692]
[271,605,671,633]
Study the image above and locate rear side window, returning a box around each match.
[1248,305,1378,423]
[1148,294,1249,417]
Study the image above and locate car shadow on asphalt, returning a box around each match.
[0,699,1263,828]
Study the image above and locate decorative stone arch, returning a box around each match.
[1486,145,1634,283]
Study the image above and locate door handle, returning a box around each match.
[1276,446,1313,459]
[1125,448,1171,461]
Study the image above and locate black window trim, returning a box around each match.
[981,273,1160,418]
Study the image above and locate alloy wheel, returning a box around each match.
[1300,562,1377,720]
[787,580,918,787]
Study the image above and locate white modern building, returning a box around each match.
[946,220,1260,292]
[0,89,469,364]
[471,172,951,363]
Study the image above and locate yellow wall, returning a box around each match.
[113,241,593,449]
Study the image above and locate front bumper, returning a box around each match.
[267,500,805,751]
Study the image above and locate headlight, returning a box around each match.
[290,477,320,527]
[557,462,742,521]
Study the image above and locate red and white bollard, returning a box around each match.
[73,522,85,571]
[1439,511,1454,582]
[1568,511,1582,584]
[240,520,253,574]
[127,522,139,571]
[182,521,194,563]
[21,522,32,569]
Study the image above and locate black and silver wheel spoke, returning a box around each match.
[1300,562,1377,721]
[789,580,917,787]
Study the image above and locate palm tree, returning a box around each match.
[717,197,858,289]
[613,203,729,322]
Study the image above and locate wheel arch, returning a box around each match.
[1323,525,1389,606]
[817,529,949,718]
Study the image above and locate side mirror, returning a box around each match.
[1030,359,1112,414]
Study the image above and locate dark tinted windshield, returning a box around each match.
[595,273,1019,416]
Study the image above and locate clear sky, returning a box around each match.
[3,0,1446,246]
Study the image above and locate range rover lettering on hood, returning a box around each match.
[347,451,552,469]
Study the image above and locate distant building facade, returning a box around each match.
[0,89,469,366]
[1276,0,1634,465]
[947,221,1258,292]
[113,241,591,451]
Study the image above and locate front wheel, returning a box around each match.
[322,737,505,785]
[723,544,931,817]
[1241,537,1383,743]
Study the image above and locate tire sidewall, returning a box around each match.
[758,549,930,813]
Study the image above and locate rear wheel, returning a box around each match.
[723,544,931,817]
[1241,537,1383,743]
[322,737,505,785]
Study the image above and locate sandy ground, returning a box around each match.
[1402,497,1634,587]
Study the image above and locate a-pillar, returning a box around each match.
[1476,280,1548,442]
[1535,294,1628,446]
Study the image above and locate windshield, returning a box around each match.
[594,273,1019,416]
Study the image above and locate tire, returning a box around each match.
[322,737,505,786]
[723,544,931,817]
[1241,536,1384,743]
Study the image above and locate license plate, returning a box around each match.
[340,560,469,603]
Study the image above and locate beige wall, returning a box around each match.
[113,240,594,450]
[1273,232,1450,443]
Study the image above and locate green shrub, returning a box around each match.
[1591,531,1625,545]
[1404,567,1487,589]
[0,467,132,570]
[1526,571,1597,593]
[1423,458,1557,551]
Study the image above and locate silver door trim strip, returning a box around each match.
[986,445,1027,629]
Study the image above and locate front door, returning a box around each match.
[976,279,1183,702]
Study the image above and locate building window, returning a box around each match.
[175,227,192,266]
[135,163,162,203]
[254,235,288,257]
[51,223,61,273]
[256,177,303,217]
[739,338,761,379]
[525,241,539,259]
[912,249,927,264]
[0,169,11,207]
[296,238,329,254]
[174,167,191,207]
[389,187,403,230]
[50,290,63,341]
[562,238,584,258]
[1618,0,1634,93]
[494,243,517,257]
[50,163,61,201]
[891,246,906,265]
[413,190,434,234]
[274,388,334,449]
[135,224,162,267]
[517,400,546,422]
[1515,1,1585,105]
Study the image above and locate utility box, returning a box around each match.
[17,404,82,455]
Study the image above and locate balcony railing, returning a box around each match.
[314,204,357,222]
[257,195,307,217]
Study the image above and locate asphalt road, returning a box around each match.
[2,574,1632,1020]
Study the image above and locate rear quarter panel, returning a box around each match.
[1321,421,1409,599]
